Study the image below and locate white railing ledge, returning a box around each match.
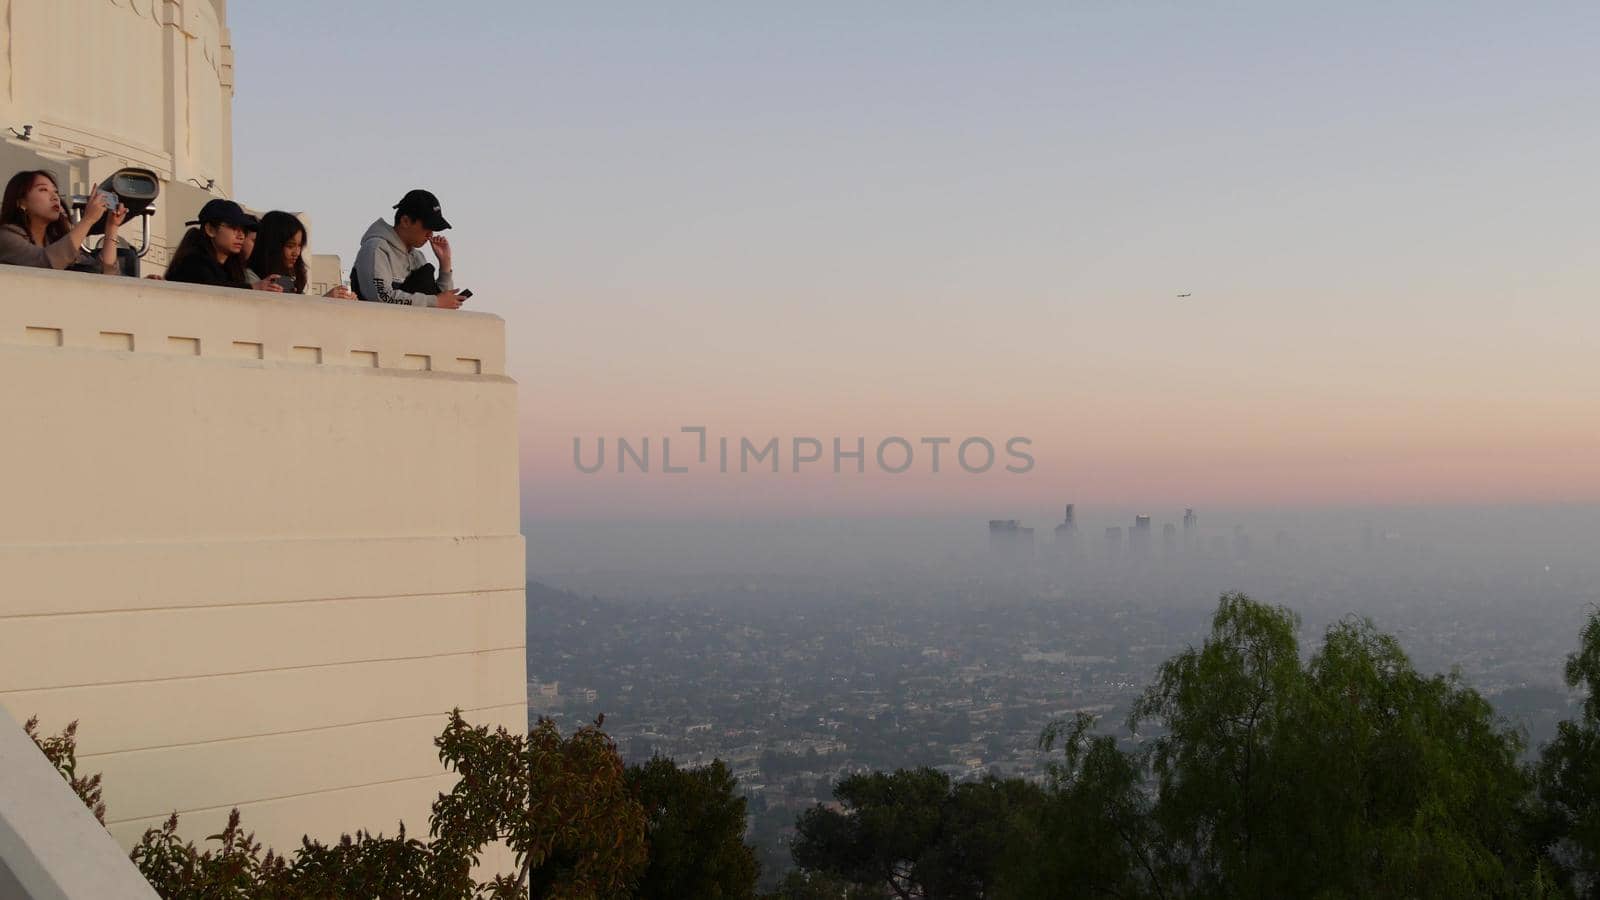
[0,265,507,376]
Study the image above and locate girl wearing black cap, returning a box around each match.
[164,199,278,291]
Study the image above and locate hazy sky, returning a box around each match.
[231,2,1600,525]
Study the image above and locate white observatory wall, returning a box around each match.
[0,267,527,859]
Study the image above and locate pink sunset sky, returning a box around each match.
[517,278,1599,520]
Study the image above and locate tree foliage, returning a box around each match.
[1131,595,1536,898]
[792,768,1045,899]
[22,716,105,824]
[30,711,648,899]
[1533,606,1600,896]
[792,593,1563,899]
[1007,711,1166,898]
[432,713,650,898]
[763,869,879,900]
[629,757,760,899]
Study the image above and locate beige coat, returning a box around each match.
[0,223,116,274]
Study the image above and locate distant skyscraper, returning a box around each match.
[989,519,1020,554]
[1053,504,1078,556]
[1130,515,1153,562]
[988,519,1034,563]
[1163,522,1178,557]
[1105,526,1124,566]
[1182,507,1198,552]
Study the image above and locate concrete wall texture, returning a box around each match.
[0,266,528,855]
[2,0,235,196]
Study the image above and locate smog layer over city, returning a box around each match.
[525,506,1600,883]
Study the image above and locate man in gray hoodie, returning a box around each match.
[352,189,464,309]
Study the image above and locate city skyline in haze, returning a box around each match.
[229,3,1600,524]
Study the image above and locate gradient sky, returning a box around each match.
[230,2,1600,525]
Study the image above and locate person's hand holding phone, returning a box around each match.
[83,190,111,225]
[253,274,285,293]
[434,289,463,310]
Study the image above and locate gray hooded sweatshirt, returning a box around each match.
[352,218,454,306]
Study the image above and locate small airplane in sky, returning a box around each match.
[1176,292,1192,298]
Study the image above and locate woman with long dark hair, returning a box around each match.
[0,169,126,273]
[246,210,355,298]
[164,199,278,290]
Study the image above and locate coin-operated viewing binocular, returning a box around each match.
[70,167,160,277]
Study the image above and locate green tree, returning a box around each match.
[1281,616,1535,898]
[21,717,105,824]
[791,768,1044,899]
[1004,712,1165,899]
[1010,594,1546,900]
[918,776,1048,899]
[763,869,877,900]
[27,710,649,899]
[1534,606,1600,895]
[1117,592,1538,899]
[792,768,949,899]
[431,712,649,898]
[629,757,760,899]
[1128,592,1302,898]
[132,810,284,899]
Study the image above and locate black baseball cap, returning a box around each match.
[186,199,258,230]
[394,189,451,231]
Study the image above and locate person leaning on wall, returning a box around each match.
[246,210,355,299]
[163,199,281,291]
[351,189,464,309]
[0,169,126,274]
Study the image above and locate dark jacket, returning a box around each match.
[165,252,249,289]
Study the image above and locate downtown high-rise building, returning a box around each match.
[1105,526,1125,566]
[1053,504,1078,555]
[988,519,1035,562]
[1130,515,1153,562]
